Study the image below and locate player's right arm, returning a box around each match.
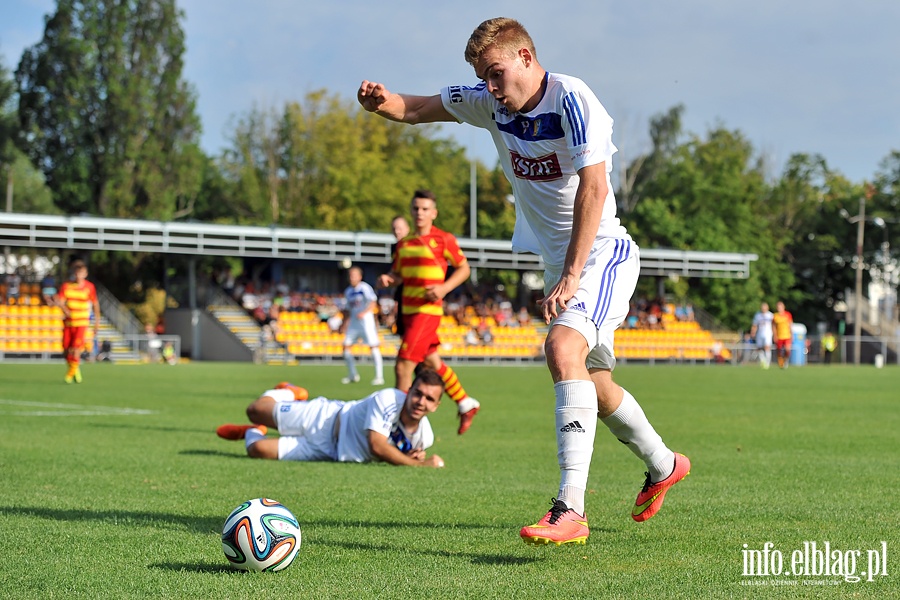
[367,430,444,467]
[377,272,399,289]
[52,286,71,319]
[358,80,454,124]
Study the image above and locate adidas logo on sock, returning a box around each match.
[569,301,587,313]
[560,420,586,433]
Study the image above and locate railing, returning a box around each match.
[94,281,142,337]
[0,212,759,277]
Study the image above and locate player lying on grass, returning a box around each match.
[216,368,446,468]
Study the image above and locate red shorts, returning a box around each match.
[775,338,791,350]
[398,313,441,363]
[63,326,87,353]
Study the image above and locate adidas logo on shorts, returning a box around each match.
[569,301,587,313]
[560,420,586,433]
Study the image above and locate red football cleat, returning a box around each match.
[632,453,691,522]
[275,382,309,401]
[216,424,267,440]
[520,498,589,546]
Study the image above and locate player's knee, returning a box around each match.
[246,400,269,425]
[246,441,265,459]
[544,334,579,371]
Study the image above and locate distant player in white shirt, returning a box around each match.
[749,302,774,369]
[340,266,384,385]
[358,17,690,545]
[216,368,446,468]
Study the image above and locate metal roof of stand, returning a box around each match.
[0,212,757,278]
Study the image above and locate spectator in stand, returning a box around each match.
[477,321,493,345]
[517,306,532,328]
[674,302,694,322]
[221,266,236,297]
[5,271,21,305]
[41,273,57,306]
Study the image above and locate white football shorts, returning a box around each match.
[343,314,380,347]
[268,392,343,461]
[545,238,639,371]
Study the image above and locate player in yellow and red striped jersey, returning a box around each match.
[772,301,794,369]
[54,259,100,383]
[378,190,481,434]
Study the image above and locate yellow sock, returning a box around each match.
[437,362,468,403]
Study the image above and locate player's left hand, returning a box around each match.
[540,274,580,324]
[423,284,446,303]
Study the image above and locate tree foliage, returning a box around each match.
[211,91,502,235]
[15,0,203,220]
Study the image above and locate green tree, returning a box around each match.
[0,55,15,167]
[617,104,685,215]
[15,0,203,220]
[1,52,56,213]
[629,124,779,329]
[218,91,476,235]
[473,163,515,240]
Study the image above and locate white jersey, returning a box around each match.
[752,311,774,344]
[343,281,380,346]
[441,72,629,268]
[344,282,377,321]
[336,388,434,463]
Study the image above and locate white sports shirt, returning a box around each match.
[344,282,378,323]
[336,388,434,463]
[441,72,629,268]
[752,310,774,343]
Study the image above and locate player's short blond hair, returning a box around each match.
[464,17,536,67]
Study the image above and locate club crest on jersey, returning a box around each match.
[510,150,562,182]
[521,119,541,137]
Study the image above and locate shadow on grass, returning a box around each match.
[90,422,213,434]
[179,448,246,459]
[322,540,546,565]
[1,506,221,533]
[148,562,241,574]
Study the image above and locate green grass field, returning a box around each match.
[0,362,897,599]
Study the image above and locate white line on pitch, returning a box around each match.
[0,398,156,416]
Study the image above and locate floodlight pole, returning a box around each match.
[853,195,865,365]
[469,160,477,239]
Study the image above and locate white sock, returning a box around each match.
[555,380,598,516]
[371,347,383,380]
[760,349,770,368]
[343,349,358,378]
[601,389,674,482]
[244,427,266,450]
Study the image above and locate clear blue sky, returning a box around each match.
[3,0,898,184]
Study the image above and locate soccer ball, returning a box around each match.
[221,498,301,571]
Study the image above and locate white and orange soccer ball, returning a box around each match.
[221,498,301,571]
